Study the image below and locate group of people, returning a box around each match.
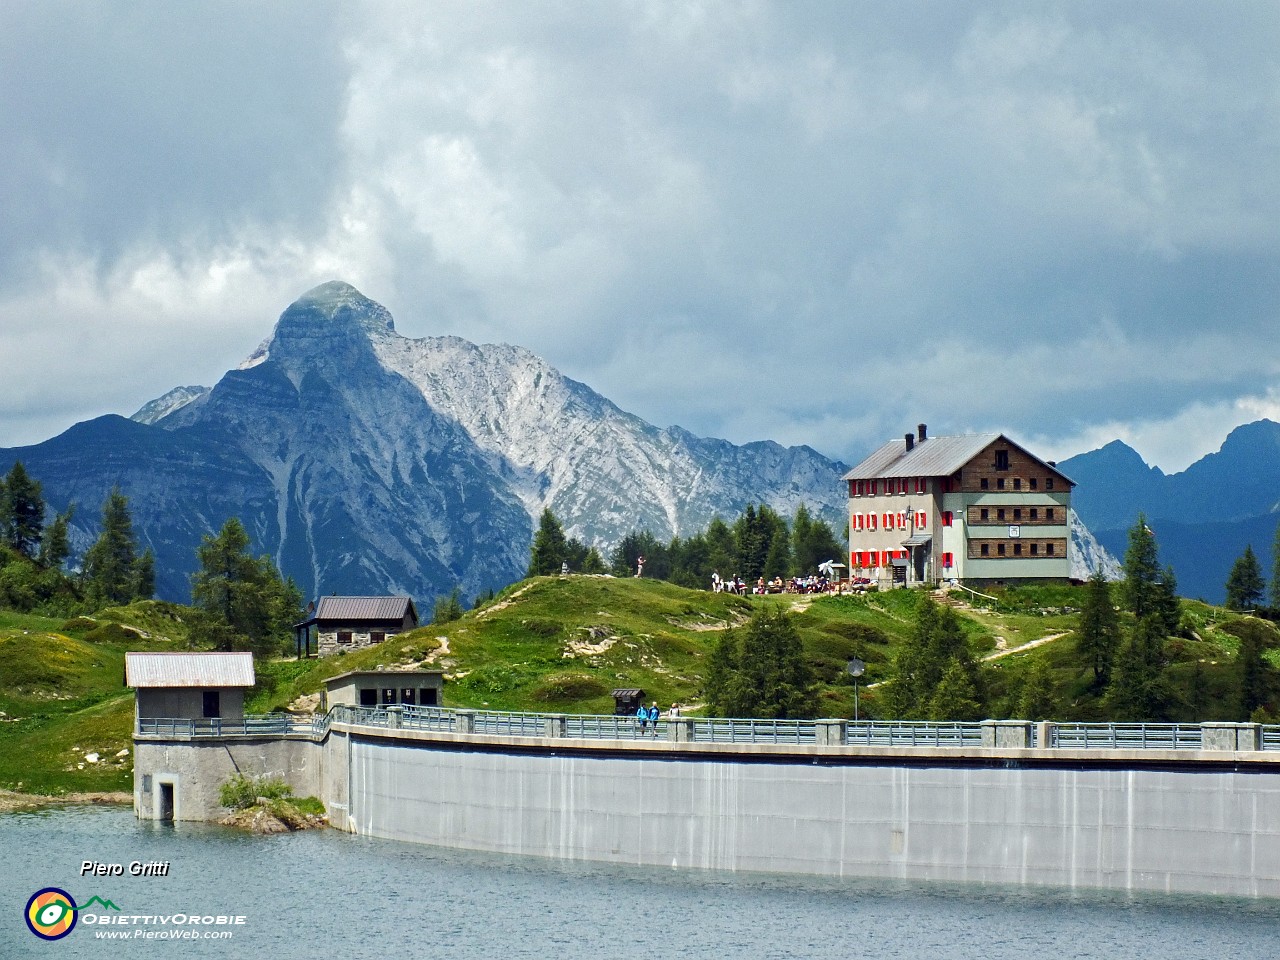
[635,701,679,736]
[710,571,838,595]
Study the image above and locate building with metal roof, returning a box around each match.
[293,596,420,658]
[126,652,256,727]
[845,424,1075,589]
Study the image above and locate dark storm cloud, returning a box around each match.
[0,2,1276,472]
[0,1,346,276]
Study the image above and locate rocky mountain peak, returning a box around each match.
[272,280,396,342]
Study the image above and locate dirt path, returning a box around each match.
[476,581,538,618]
[981,632,1070,662]
[864,631,1071,688]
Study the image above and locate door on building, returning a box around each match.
[159,783,174,822]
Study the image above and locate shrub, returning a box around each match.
[218,773,293,811]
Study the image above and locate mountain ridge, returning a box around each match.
[4,282,875,603]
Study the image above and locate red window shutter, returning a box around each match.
[917,511,927,528]
[942,511,952,527]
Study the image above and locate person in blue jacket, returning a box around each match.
[647,701,660,737]
[637,702,648,733]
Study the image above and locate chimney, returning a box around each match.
[905,432,914,452]
[918,423,927,442]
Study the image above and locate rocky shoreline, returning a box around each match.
[0,789,132,814]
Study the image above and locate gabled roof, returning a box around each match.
[125,652,255,688]
[304,596,418,625]
[842,432,1074,485]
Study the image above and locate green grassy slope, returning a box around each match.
[0,602,191,794]
[2,578,1276,796]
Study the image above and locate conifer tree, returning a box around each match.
[1122,513,1162,621]
[38,505,74,571]
[1225,545,1265,611]
[1105,615,1172,720]
[731,607,816,719]
[1076,571,1120,686]
[1,461,45,559]
[705,628,742,716]
[132,548,155,601]
[1236,619,1274,719]
[1016,659,1055,721]
[528,509,570,577]
[1271,520,1280,609]
[928,661,983,722]
[432,587,464,625]
[190,517,301,656]
[580,547,607,575]
[83,487,140,606]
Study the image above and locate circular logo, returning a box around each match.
[25,887,78,941]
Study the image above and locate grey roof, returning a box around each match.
[326,669,444,687]
[125,652,255,688]
[308,596,417,624]
[842,432,1075,485]
[843,434,999,481]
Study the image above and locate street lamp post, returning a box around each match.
[847,657,865,722]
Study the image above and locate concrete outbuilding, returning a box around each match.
[125,651,256,724]
[324,669,444,709]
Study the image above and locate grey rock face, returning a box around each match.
[6,281,1115,604]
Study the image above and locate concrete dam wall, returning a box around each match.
[135,721,1280,898]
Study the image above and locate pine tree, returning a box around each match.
[791,504,844,577]
[580,547,607,575]
[884,597,985,719]
[1105,615,1171,720]
[1076,570,1120,686]
[1016,659,1055,721]
[1225,545,1265,611]
[928,661,984,722]
[1,461,45,559]
[705,517,736,581]
[528,509,569,577]
[432,587,464,625]
[83,488,140,606]
[731,607,816,719]
[132,548,155,600]
[706,628,742,716]
[1122,513,1162,621]
[1155,563,1181,636]
[1271,520,1280,609]
[190,517,300,656]
[38,505,74,571]
[1236,619,1274,719]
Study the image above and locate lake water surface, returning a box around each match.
[5,805,1278,959]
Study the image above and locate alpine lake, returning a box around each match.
[5,804,1278,959]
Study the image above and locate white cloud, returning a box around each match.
[0,1,1276,475]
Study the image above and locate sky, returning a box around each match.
[1,2,1277,473]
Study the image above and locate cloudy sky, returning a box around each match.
[1,2,1276,472]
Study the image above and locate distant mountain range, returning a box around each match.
[1060,420,1280,603]
[0,282,869,603]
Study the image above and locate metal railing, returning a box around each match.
[136,715,319,737]
[1048,723,1203,750]
[1262,725,1280,750]
[565,714,663,740]
[692,718,816,744]
[845,721,983,747]
[137,708,1280,754]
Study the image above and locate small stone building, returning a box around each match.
[126,651,256,724]
[324,670,444,709]
[294,596,420,657]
